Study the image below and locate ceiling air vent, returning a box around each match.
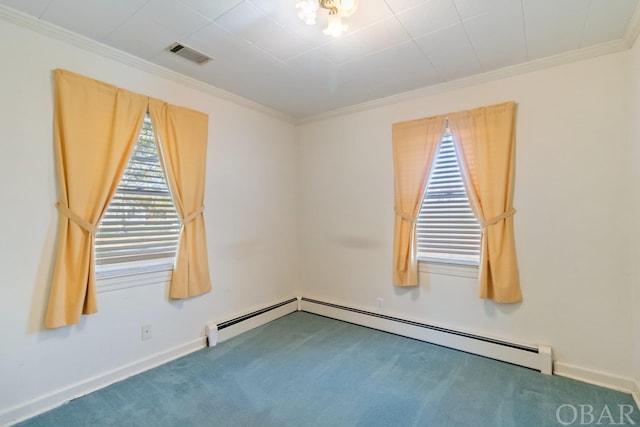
[167,42,213,65]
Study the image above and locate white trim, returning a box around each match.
[1,299,298,426]
[418,260,479,279]
[0,4,294,125]
[0,338,205,427]
[299,39,628,124]
[1,3,637,126]
[215,299,298,343]
[624,3,640,48]
[96,266,173,293]
[299,297,552,374]
[554,362,638,395]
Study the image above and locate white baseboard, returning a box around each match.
[215,298,298,343]
[4,297,635,425]
[554,362,638,396]
[1,338,205,426]
[2,298,298,426]
[300,297,553,374]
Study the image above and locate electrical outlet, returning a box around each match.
[376,297,384,309]
[141,324,152,341]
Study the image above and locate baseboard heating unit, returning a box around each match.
[299,297,553,374]
[205,298,298,347]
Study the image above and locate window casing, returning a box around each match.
[95,115,181,284]
[416,133,481,267]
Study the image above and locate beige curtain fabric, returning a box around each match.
[449,102,522,303]
[45,69,147,328]
[392,115,447,286]
[149,99,212,299]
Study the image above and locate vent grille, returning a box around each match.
[167,43,213,65]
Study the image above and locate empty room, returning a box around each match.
[1,0,640,426]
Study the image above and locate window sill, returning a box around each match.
[96,261,173,293]
[418,260,479,278]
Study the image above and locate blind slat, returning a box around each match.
[95,116,181,267]
[417,134,481,264]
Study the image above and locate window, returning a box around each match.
[416,133,481,266]
[95,115,181,280]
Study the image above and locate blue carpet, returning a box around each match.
[16,312,640,426]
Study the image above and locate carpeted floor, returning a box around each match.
[16,312,640,426]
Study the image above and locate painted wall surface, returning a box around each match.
[0,19,298,420]
[630,37,640,389]
[298,51,635,379]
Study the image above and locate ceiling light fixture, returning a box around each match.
[295,0,359,37]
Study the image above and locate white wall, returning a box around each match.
[630,37,640,392]
[0,18,298,423]
[299,51,636,382]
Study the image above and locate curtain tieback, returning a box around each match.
[182,206,204,226]
[481,208,516,229]
[55,201,98,234]
[395,209,415,224]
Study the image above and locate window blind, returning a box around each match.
[95,117,181,266]
[416,134,481,265]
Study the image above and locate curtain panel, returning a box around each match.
[391,115,447,286]
[449,102,522,303]
[149,99,212,299]
[45,70,212,328]
[45,70,148,328]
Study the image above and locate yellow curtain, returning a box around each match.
[392,115,447,286]
[45,69,147,328]
[149,99,212,299]
[449,102,522,303]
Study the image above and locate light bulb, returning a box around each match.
[340,0,359,16]
[323,13,348,37]
[296,0,319,25]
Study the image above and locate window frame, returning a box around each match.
[416,131,481,275]
[95,115,180,290]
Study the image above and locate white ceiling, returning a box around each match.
[1,0,639,119]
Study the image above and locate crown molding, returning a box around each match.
[299,38,629,125]
[2,2,637,127]
[0,4,296,124]
[624,2,640,48]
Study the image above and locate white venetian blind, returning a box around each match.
[416,133,481,265]
[95,116,181,267]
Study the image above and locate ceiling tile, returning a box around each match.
[453,0,520,20]
[385,0,429,14]
[522,0,589,60]
[248,0,330,48]
[318,16,410,65]
[462,4,526,71]
[42,0,149,40]
[286,50,336,79]
[104,0,211,60]
[186,22,284,69]
[395,0,461,38]
[135,0,211,35]
[177,0,243,20]
[214,1,310,60]
[0,0,50,17]
[185,22,254,65]
[581,0,639,47]
[414,23,482,81]
[338,0,395,32]
[339,41,443,98]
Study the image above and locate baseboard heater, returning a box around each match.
[205,298,298,347]
[300,297,553,374]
